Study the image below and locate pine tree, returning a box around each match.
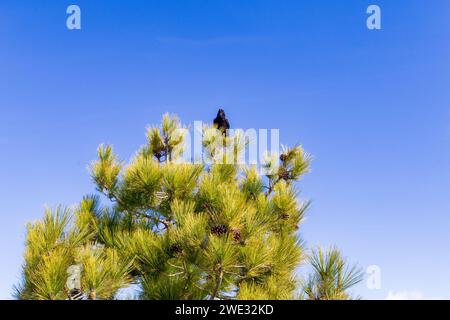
[301,246,364,300]
[15,113,362,300]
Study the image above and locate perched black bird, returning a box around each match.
[213,108,230,135]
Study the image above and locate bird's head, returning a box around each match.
[217,109,225,117]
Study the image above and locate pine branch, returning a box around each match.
[210,268,224,300]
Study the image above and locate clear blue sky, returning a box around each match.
[1,0,449,299]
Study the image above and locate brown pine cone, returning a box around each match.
[211,224,228,236]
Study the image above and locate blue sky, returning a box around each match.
[1,0,449,299]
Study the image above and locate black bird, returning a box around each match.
[213,108,230,135]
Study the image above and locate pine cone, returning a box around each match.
[280,153,288,162]
[281,213,290,220]
[211,224,228,236]
[170,243,183,255]
[278,167,290,180]
[231,228,241,242]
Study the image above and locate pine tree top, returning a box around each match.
[15,112,361,300]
